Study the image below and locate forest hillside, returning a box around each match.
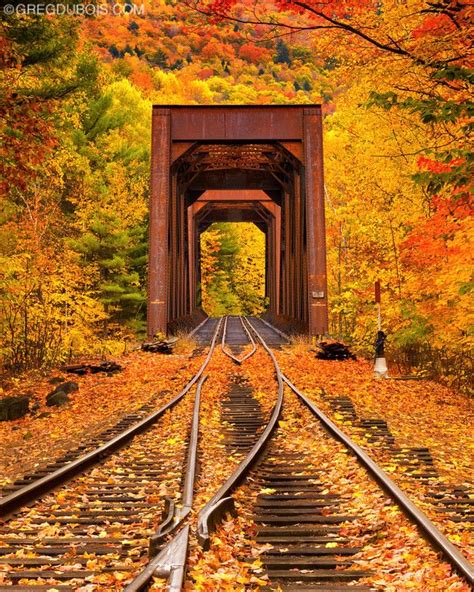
[0,0,471,393]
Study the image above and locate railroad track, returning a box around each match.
[326,393,474,530]
[0,393,165,501]
[0,316,267,590]
[1,316,472,591]
[194,317,473,590]
[0,320,225,590]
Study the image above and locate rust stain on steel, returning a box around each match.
[148,109,171,337]
[171,141,195,164]
[197,189,271,202]
[303,107,328,335]
[156,105,306,141]
[280,141,304,162]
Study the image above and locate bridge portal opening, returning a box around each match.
[148,106,328,337]
[199,222,266,317]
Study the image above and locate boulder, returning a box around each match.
[0,396,30,421]
[45,381,78,407]
[56,381,78,395]
[46,392,70,407]
[47,381,79,399]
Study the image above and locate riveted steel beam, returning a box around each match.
[148,109,170,337]
[304,107,328,336]
[148,106,327,336]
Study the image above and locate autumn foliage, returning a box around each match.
[0,2,472,392]
[200,223,266,316]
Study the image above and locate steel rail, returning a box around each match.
[187,316,210,339]
[256,316,290,342]
[236,315,258,362]
[148,373,207,555]
[124,525,190,592]
[197,316,284,548]
[123,323,224,591]
[220,316,239,363]
[220,315,257,365]
[283,374,474,586]
[0,318,223,518]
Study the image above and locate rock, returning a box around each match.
[47,381,79,401]
[89,361,122,374]
[63,364,88,376]
[46,381,77,406]
[57,381,79,395]
[46,392,70,407]
[37,412,51,419]
[49,376,66,385]
[0,396,30,421]
[142,337,179,354]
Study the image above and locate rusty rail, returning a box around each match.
[283,374,474,586]
[148,374,207,555]
[123,322,224,591]
[124,525,190,592]
[220,315,257,365]
[236,315,258,362]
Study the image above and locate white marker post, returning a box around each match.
[374,280,388,378]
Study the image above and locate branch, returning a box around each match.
[187,0,463,70]
[293,1,412,58]
[183,0,335,32]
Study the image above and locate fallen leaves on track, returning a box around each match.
[276,350,473,561]
[0,385,195,590]
[0,351,206,488]
[187,374,470,591]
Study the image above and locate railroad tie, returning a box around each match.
[250,452,372,591]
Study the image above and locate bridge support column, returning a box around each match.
[148,108,170,337]
[294,171,303,322]
[303,108,328,336]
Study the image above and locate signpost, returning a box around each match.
[374,280,388,378]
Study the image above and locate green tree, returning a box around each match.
[69,212,147,331]
[200,223,266,316]
[275,40,291,65]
